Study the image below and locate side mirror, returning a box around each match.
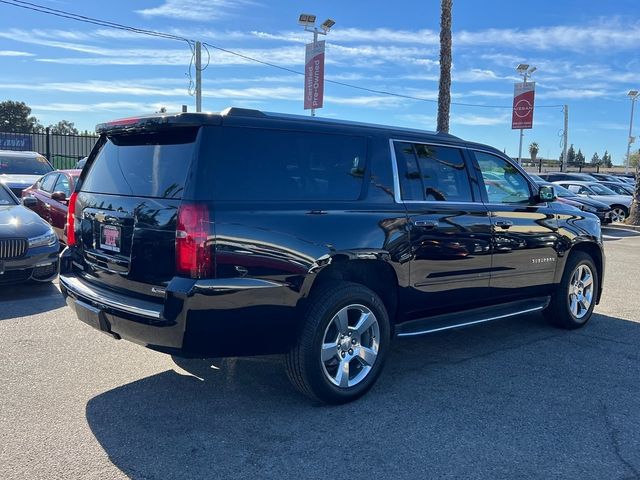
[22,196,37,208]
[51,191,67,203]
[538,185,556,202]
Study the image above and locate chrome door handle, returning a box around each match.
[495,220,513,229]
[412,220,438,229]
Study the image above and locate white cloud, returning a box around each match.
[537,88,612,100]
[0,80,187,96]
[31,101,183,113]
[252,22,640,52]
[0,50,34,57]
[457,23,640,51]
[598,122,630,131]
[467,90,513,99]
[204,86,299,100]
[136,0,256,22]
[452,112,511,126]
[325,95,407,108]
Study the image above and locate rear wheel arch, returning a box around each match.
[610,203,628,213]
[303,257,400,326]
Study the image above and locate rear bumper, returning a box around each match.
[60,272,192,352]
[59,250,300,356]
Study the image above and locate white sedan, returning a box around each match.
[553,180,632,223]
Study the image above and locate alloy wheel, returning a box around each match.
[610,207,626,223]
[568,264,594,319]
[320,304,380,388]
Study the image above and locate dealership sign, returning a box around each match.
[0,133,32,150]
[304,40,325,110]
[511,82,536,129]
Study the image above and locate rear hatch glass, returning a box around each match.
[76,127,199,299]
[82,128,196,199]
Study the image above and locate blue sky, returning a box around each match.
[0,0,639,164]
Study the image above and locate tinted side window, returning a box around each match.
[212,128,366,201]
[40,173,59,193]
[393,141,472,202]
[474,151,531,204]
[53,174,71,196]
[393,142,423,201]
[82,128,198,199]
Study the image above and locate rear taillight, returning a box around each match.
[176,203,212,278]
[66,192,78,246]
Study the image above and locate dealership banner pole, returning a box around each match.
[304,39,326,117]
[311,29,317,117]
[512,76,536,164]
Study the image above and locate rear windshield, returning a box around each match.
[0,154,53,175]
[81,128,198,199]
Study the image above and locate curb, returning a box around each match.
[604,223,640,232]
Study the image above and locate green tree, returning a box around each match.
[575,148,585,166]
[602,151,613,168]
[590,152,601,165]
[437,0,452,133]
[529,142,540,162]
[49,119,78,135]
[566,144,576,166]
[629,150,640,169]
[0,100,42,132]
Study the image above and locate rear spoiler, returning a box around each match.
[96,113,222,134]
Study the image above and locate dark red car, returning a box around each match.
[22,169,81,244]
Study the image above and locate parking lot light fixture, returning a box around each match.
[321,19,336,32]
[298,13,335,117]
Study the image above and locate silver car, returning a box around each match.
[553,180,632,222]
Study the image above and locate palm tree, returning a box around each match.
[529,142,539,163]
[437,0,452,133]
[627,149,640,225]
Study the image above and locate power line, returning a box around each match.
[0,0,565,110]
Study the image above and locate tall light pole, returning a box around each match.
[625,90,639,174]
[516,64,536,164]
[298,14,335,117]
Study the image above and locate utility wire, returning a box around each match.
[1,0,565,110]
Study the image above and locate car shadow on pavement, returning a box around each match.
[602,227,640,239]
[0,281,66,320]
[86,312,640,480]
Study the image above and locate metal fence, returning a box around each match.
[0,129,99,170]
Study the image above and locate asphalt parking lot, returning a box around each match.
[1,226,640,480]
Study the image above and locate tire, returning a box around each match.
[545,251,598,329]
[285,282,391,404]
[610,205,628,223]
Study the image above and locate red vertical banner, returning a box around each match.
[511,82,536,129]
[304,40,325,110]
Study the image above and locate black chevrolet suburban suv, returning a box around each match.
[60,108,604,404]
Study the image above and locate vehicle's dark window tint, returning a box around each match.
[212,128,366,201]
[40,173,59,193]
[393,142,472,202]
[474,151,531,204]
[81,128,198,198]
[53,174,70,196]
[393,142,423,201]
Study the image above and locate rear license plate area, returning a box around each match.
[100,224,121,253]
